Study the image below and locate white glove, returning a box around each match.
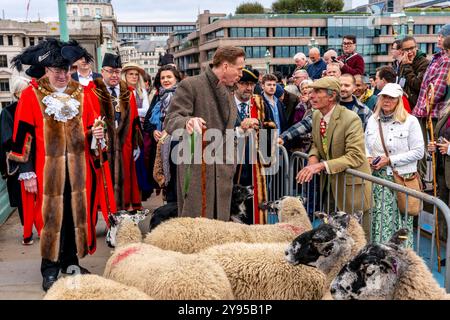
[133,146,141,161]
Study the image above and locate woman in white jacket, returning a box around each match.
[121,63,150,121]
[365,83,424,247]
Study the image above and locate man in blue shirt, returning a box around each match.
[307,48,327,80]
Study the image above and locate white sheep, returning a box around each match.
[144,196,312,254]
[285,211,367,299]
[201,242,326,300]
[331,229,450,300]
[103,241,234,300]
[43,274,152,300]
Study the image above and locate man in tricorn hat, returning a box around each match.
[92,53,143,211]
[233,67,277,224]
[9,39,114,291]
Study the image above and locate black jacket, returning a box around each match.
[71,71,102,83]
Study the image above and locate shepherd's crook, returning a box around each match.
[426,83,442,272]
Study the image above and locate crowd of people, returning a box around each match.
[1,23,450,292]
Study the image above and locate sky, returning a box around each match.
[2,0,368,22]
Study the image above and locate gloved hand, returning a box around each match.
[133,146,141,161]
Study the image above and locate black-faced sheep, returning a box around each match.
[144,196,312,254]
[331,229,450,300]
[43,274,152,300]
[201,242,326,300]
[285,211,367,298]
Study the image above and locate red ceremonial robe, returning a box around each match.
[92,79,142,211]
[9,78,115,260]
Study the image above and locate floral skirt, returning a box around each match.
[372,169,413,248]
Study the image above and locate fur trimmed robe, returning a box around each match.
[92,79,142,211]
[9,78,107,261]
[235,94,277,224]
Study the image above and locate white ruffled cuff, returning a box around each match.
[18,172,37,181]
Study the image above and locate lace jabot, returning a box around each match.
[42,92,80,122]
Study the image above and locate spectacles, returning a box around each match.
[342,42,355,46]
[402,46,416,52]
[47,67,69,76]
[102,68,121,75]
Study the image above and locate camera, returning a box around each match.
[331,57,338,63]
[372,156,381,166]
[437,136,445,144]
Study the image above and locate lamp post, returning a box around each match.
[264,49,271,74]
[57,0,69,41]
[308,37,318,49]
[107,39,113,52]
[392,13,414,39]
[94,14,103,72]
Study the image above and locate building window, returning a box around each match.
[84,8,90,16]
[0,55,7,68]
[434,25,444,34]
[274,27,310,38]
[274,46,309,58]
[95,8,102,16]
[230,28,267,38]
[0,79,10,92]
[413,25,428,35]
[0,36,3,46]
[22,37,26,47]
[418,43,428,54]
[243,46,267,59]
[29,37,35,46]
[7,35,13,46]
[73,9,78,16]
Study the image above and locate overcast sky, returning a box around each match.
[3,0,368,22]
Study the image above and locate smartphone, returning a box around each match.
[372,156,381,166]
[438,136,445,144]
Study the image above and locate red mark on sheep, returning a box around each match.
[278,224,304,236]
[111,247,140,267]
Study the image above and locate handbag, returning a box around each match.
[377,120,422,216]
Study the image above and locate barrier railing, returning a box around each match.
[289,151,450,292]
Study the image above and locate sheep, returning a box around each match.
[144,196,312,254]
[106,209,149,248]
[43,274,152,300]
[103,242,234,300]
[285,211,367,299]
[331,229,450,300]
[201,242,326,300]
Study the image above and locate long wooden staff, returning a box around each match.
[426,83,442,272]
[201,127,207,218]
[94,119,114,225]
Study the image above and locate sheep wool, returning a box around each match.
[145,197,311,254]
[201,242,326,300]
[43,274,152,300]
[104,243,234,300]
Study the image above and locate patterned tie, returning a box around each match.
[110,87,120,128]
[320,117,328,155]
[238,102,248,120]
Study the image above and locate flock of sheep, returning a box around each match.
[43,197,450,300]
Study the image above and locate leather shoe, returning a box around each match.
[61,265,91,275]
[42,275,57,292]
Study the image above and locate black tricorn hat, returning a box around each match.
[25,65,46,79]
[102,53,122,68]
[11,38,93,73]
[239,68,259,83]
[158,52,174,66]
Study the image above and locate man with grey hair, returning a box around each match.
[293,69,310,89]
[307,47,327,80]
[323,49,338,65]
[296,76,372,236]
[325,63,342,78]
[293,52,308,70]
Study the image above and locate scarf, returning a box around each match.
[359,89,373,105]
[379,111,395,123]
[159,86,177,122]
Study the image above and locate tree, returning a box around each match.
[272,0,325,13]
[236,2,265,14]
[322,0,344,12]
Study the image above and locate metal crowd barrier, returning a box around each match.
[265,145,289,224]
[289,151,450,292]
